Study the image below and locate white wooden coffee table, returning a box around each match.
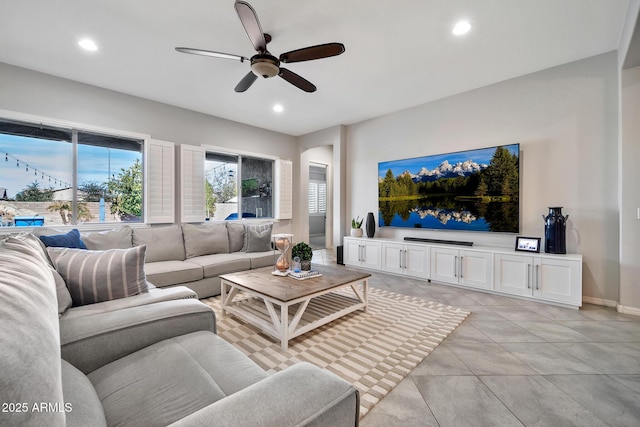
[220,266,370,351]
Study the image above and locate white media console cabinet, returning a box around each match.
[343,236,583,308]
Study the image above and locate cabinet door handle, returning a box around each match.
[358,245,363,262]
[404,250,407,269]
[535,265,540,290]
[454,256,458,277]
[527,264,531,289]
[399,249,403,268]
[460,256,464,278]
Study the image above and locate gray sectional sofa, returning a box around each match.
[50,222,275,298]
[0,233,360,426]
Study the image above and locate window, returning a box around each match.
[309,164,327,215]
[205,151,273,220]
[308,182,327,214]
[0,119,143,227]
[241,156,273,219]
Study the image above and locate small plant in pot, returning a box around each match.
[351,216,364,237]
[292,242,313,271]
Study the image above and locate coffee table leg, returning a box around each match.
[220,281,241,318]
[220,280,228,317]
[281,304,289,352]
[363,278,369,313]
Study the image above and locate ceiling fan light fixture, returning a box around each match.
[176,1,345,92]
[251,57,279,78]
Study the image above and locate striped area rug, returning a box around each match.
[202,287,470,418]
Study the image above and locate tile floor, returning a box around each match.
[308,234,326,250]
[311,249,640,427]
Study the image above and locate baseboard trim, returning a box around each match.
[582,297,640,317]
[582,296,617,307]
[616,304,640,316]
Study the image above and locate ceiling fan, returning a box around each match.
[175,0,345,93]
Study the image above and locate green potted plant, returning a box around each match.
[351,216,363,237]
[292,241,313,271]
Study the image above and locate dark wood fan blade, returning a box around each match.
[278,68,316,92]
[175,47,248,62]
[234,1,267,53]
[279,43,345,63]
[235,71,258,92]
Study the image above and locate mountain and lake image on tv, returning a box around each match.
[378,143,520,233]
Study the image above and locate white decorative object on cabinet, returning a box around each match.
[344,237,381,270]
[494,253,581,306]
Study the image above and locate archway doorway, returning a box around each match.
[308,163,327,249]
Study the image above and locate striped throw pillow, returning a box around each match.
[47,245,148,306]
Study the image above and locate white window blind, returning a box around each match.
[274,159,293,219]
[308,181,327,214]
[309,182,318,213]
[318,182,327,213]
[145,139,175,223]
[179,144,205,223]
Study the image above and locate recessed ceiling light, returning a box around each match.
[78,38,98,51]
[452,20,471,36]
[273,104,284,113]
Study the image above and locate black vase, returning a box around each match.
[543,207,569,254]
[366,212,376,238]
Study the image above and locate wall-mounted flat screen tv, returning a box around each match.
[378,143,520,233]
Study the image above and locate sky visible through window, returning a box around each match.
[1,134,140,198]
[378,144,520,178]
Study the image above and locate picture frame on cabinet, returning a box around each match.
[515,236,541,253]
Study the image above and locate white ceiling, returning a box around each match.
[0,0,634,136]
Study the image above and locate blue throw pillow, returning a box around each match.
[39,229,87,249]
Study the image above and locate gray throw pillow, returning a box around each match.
[133,225,185,262]
[226,222,245,253]
[182,223,229,258]
[242,222,273,251]
[47,246,148,306]
[82,226,133,250]
[51,266,72,317]
[245,227,273,253]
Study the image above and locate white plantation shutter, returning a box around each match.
[308,181,326,214]
[144,139,175,223]
[178,144,205,223]
[274,159,293,219]
[318,182,327,213]
[309,182,318,213]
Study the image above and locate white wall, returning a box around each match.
[0,55,626,305]
[307,146,333,248]
[346,52,620,303]
[298,125,347,254]
[620,65,640,313]
[0,62,298,235]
